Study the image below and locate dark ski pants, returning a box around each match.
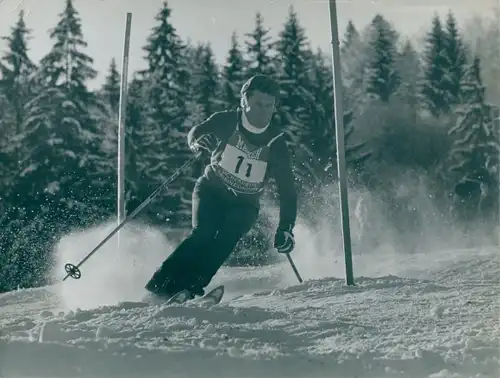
[145,181,259,296]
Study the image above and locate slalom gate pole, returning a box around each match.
[286,253,303,283]
[62,154,200,281]
[117,12,132,250]
[328,0,355,286]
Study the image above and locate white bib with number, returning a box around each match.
[213,129,280,194]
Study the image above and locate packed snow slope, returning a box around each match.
[0,223,499,378]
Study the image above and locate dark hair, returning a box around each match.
[240,74,280,99]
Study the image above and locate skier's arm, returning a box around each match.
[187,112,220,150]
[270,137,297,230]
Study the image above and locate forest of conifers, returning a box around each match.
[1,0,500,291]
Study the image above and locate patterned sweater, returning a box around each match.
[187,108,297,230]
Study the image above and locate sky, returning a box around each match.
[0,0,498,89]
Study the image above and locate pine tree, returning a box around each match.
[463,9,500,106]
[37,0,110,210]
[395,39,421,112]
[342,20,359,51]
[339,20,370,113]
[4,0,109,288]
[92,58,123,211]
[365,14,400,102]
[139,1,191,225]
[221,32,246,109]
[443,12,468,107]
[0,10,36,202]
[18,0,105,210]
[448,56,499,220]
[192,43,222,117]
[244,12,275,77]
[0,10,36,135]
[308,48,371,184]
[420,15,449,116]
[275,6,318,189]
[101,58,121,113]
[141,1,188,123]
[37,0,97,92]
[307,48,334,175]
[97,58,121,150]
[122,76,155,217]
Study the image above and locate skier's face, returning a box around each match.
[243,90,276,128]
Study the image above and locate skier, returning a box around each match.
[145,74,297,299]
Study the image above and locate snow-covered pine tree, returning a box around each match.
[21,0,96,203]
[36,0,110,213]
[309,48,332,151]
[191,43,223,117]
[308,48,370,184]
[340,20,369,114]
[97,58,121,153]
[365,14,400,102]
[0,10,36,135]
[91,58,123,211]
[395,39,421,114]
[305,47,337,181]
[221,32,246,110]
[442,11,468,109]
[138,1,191,226]
[463,9,500,107]
[5,0,109,289]
[0,9,36,206]
[448,56,499,221]
[244,12,276,77]
[119,76,155,219]
[101,58,120,113]
[274,6,318,190]
[341,20,360,54]
[420,15,449,117]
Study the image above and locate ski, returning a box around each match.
[165,285,225,306]
[196,285,224,306]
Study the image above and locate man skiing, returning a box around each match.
[145,74,297,300]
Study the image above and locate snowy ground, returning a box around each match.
[0,224,499,378]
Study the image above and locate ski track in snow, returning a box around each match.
[0,248,499,378]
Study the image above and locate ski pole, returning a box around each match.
[286,253,303,283]
[63,153,200,281]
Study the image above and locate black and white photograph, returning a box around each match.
[0,0,499,377]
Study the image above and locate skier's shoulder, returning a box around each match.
[197,109,237,136]
[266,123,288,150]
[206,109,238,124]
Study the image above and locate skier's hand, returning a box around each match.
[274,226,295,254]
[190,134,217,154]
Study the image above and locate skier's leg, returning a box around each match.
[195,202,259,289]
[145,182,225,296]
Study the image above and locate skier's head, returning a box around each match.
[240,74,280,128]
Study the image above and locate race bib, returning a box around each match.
[214,131,270,194]
[219,145,267,183]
